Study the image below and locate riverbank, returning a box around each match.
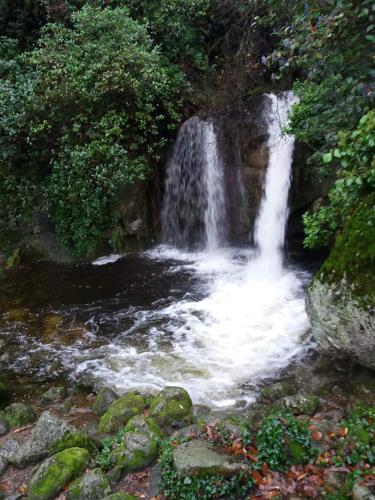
[0,365,374,499]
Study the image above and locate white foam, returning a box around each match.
[92,254,123,266]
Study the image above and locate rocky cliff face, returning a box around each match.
[306,194,375,369]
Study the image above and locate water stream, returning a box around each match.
[0,93,311,408]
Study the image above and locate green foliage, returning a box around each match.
[333,406,375,467]
[304,111,375,248]
[0,6,184,255]
[257,410,317,470]
[97,427,126,470]
[159,438,254,500]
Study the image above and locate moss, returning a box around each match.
[67,468,111,500]
[287,439,307,463]
[49,430,97,455]
[149,386,192,426]
[98,392,146,433]
[110,430,159,471]
[124,415,163,438]
[1,402,36,428]
[316,193,375,303]
[28,447,90,500]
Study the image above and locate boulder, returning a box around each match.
[110,416,162,472]
[0,455,8,477]
[10,411,94,467]
[91,388,119,416]
[67,468,111,500]
[0,403,36,428]
[40,386,67,405]
[0,418,9,436]
[28,447,89,500]
[149,386,192,427]
[98,392,146,433]
[307,194,375,369]
[173,439,251,477]
[260,381,296,403]
[0,438,20,463]
[278,394,319,415]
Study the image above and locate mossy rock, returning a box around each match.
[149,386,192,427]
[1,402,36,428]
[49,430,97,455]
[28,447,90,500]
[98,392,146,433]
[41,386,67,405]
[278,394,319,415]
[124,415,163,438]
[92,388,119,416]
[260,381,296,403]
[110,416,162,472]
[307,194,375,369]
[67,468,111,500]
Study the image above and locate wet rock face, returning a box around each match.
[307,194,375,369]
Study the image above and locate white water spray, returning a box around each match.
[162,117,226,250]
[253,92,299,276]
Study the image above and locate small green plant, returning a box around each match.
[97,427,126,470]
[334,406,375,467]
[158,438,254,500]
[256,410,317,470]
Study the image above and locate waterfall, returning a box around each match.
[253,92,298,275]
[161,117,226,250]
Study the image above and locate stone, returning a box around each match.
[1,403,36,428]
[307,194,375,370]
[40,386,67,405]
[28,447,90,500]
[0,419,9,436]
[110,416,162,472]
[173,439,251,478]
[91,388,119,416]
[0,455,8,477]
[352,480,375,500]
[149,386,192,427]
[0,438,20,462]
[98,392,146,433]
[10,411,94,467]
[260,381,296,403]
[149,464,162,497]
[67,468,111,500]
[192,405,211,421]
[172,424,201,439]
[278,394,319,415]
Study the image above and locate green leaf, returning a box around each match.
[323,152,333,163]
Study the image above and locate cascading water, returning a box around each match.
[46,92,311,407]
[252,91,299,276]
[162,117,226,250]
